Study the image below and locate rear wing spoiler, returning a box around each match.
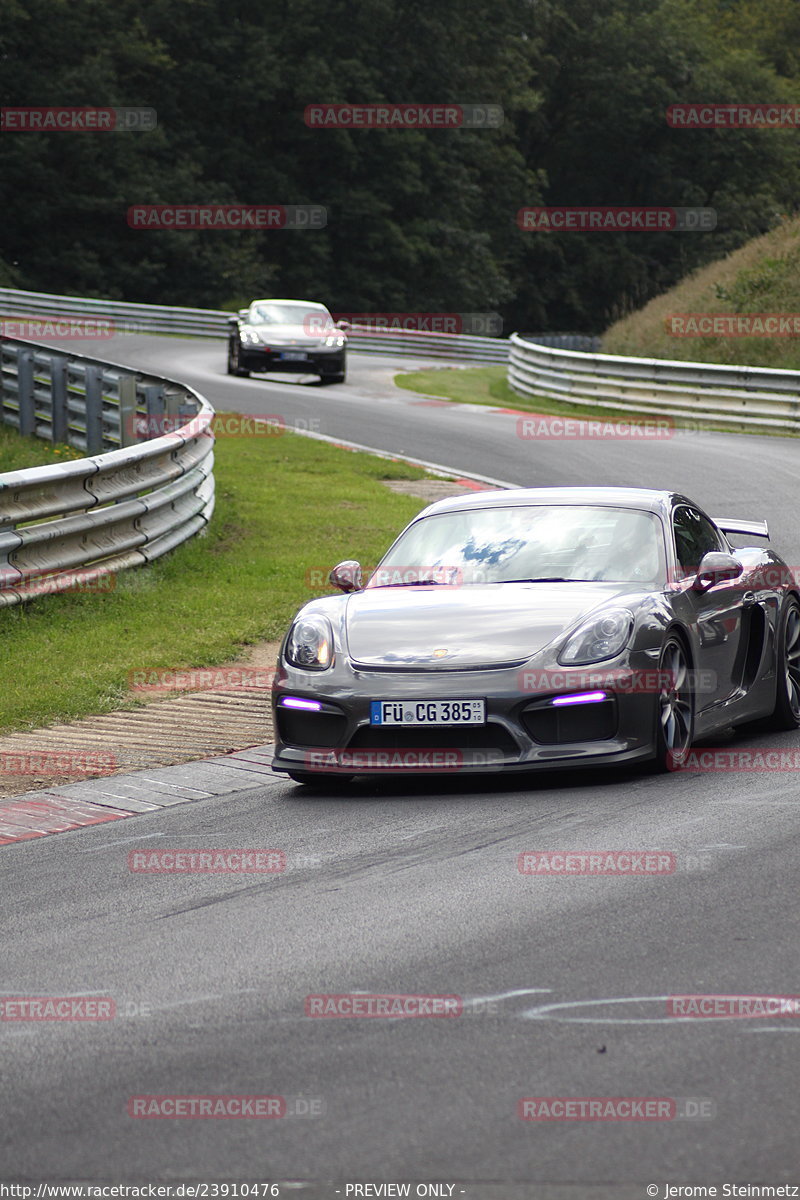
[712,517,770,540]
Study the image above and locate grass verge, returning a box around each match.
[0,424,84,472]
[393,363,796,438]
[604,214,800,371]
[0,420,427,733]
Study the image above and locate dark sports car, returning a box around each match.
[227,299,346,383]
[270,487,800,783]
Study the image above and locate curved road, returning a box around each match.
[95,335,800,549]
[1,337,799,1192]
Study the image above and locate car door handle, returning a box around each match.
[742,591,756,607]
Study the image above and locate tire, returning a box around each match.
[227,340,249,377]
[651,634,695,772]
[768,596,800,730]
[287,771,355,787]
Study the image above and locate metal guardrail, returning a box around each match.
[0,287,509,362]
[518,332,602,353]
[508,334,800,431]
[342,324,507,362]
[0,287,226,339]
[0,338,215,606]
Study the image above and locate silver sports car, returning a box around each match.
[270,487,800,783]
[227,299,347,383]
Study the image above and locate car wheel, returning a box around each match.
[227,341,249,377]
[287,771,354,787]
[768,596,800,729]
[652,634,695,771]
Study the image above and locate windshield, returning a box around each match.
[367,504,666,587]
[248,302,329,326]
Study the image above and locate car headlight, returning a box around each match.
[240,329,261,345]
[285,615,334,670]
[558,608,634,665]
[322,335,345,348]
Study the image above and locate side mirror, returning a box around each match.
[692,551,743,593]
[329,560,362,593]
[335,320,351,332]
[238,309,249,320]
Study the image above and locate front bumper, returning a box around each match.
[270,658,660,777]
[240,346,345,375]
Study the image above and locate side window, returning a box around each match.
[673,507,724,578]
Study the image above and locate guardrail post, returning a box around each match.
[164,387,183,423]
[49,355,68,444]
[117,376,137,448]
[143,383,165,440]
[162,386,198,433]
[83,365,104,455]
[16,348,35,437]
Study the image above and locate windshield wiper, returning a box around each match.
[372,576,601,588]
[370,578,449,588]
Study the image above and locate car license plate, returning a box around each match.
[280,351,308,361]
[370,699,485,726]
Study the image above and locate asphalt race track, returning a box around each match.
[2,337,799,1192]
[80,334,800,547]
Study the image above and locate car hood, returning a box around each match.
[343,581,637,669]
[243,322,340,346]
